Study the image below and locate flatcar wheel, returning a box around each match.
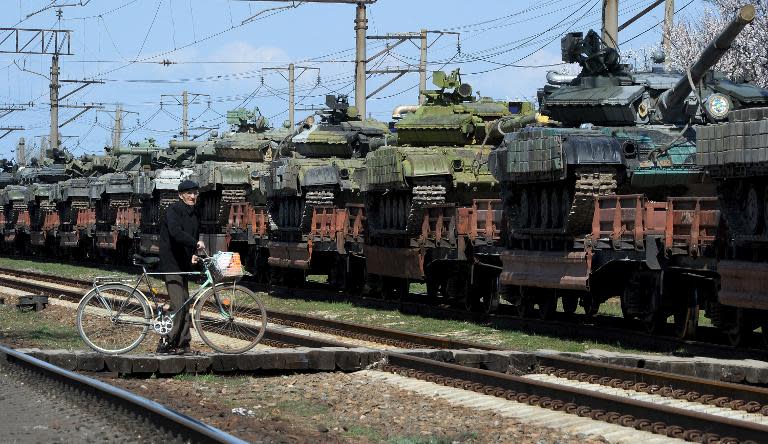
[642,312,665,335]
[761,321,768,349]
[725,308,746,347]
[673,305,699,340]
[538,291,557,320]
[562,293,578,315]
[479,277,501,315]
[744,185,762,235]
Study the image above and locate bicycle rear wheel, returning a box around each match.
[193,283,267,353]
[76,283,151,354]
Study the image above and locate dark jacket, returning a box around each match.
[158,200,200,273]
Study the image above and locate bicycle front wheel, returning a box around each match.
[76,283,151,354]
[193,283,267,353]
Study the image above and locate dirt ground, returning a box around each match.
[102,372,609,444]
[1,290,608,443]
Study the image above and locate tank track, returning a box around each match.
[565,171,618,236]
[406,185,447,235]
[10,200,27,224]
[299,189,335,232]
[108,193,133,209]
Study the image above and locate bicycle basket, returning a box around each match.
[211,252,244,282]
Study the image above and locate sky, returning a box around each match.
[0,0,709,159]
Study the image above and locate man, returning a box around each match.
[157,179,205,354]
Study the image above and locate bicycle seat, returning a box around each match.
[133,254,160,267]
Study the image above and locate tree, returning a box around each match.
[666,0,768,88]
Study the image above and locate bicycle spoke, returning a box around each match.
[77,285,150,354]
[194,285,266,353]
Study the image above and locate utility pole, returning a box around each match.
[615,0,676,55]
[602,0,619,49]
[161,91,211,141]
[182,91,189,141]
[241,1,376,118]
[16,137,26,166]
[663,0,675,55]
[263,64,320,128]
[366,30,460,102]
[50,54,60,151]
[113,104,123,148]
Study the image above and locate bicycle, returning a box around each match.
[76,251,267,355]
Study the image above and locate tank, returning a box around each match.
[91,139,165,260]
[363,69,533,304]
[265,95,390,288]
[489,4,766,330]
[689,4,768,346]
[186,109,291,255]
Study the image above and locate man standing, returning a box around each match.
[157,179,204,354]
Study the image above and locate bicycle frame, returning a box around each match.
[91,258,225,327]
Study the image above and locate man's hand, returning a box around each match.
[196,240,205,252]
[191,255,200,264]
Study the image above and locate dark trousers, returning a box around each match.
[165,274,192,348]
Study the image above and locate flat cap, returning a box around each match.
[178,180,199,192]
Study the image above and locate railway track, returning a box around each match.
[2,261,766,361]
[383,353,768,443]
[7,267,768,441]
[0,344,245,444]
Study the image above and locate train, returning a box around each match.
[2,5,768,348]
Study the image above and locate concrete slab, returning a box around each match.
[307,348,336,371]
[103,355,132,374]
[130,355,159,374]
[450,350,485,368]
[75,351,104,372]
[156,356,187,375]
[44,350,77,371]
[184,355,212,373]
[211,353,239,372]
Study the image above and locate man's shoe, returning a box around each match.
[156,338,172,354]
[175,347,199,356]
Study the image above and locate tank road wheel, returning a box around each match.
[529,188,540,229]
[561,187,573,230]
[672,288,700,340]
[763,186,768,233]
[539,188,551,229]
[744,185,763,235]
[550,188,562,228]
[519,189,530,228]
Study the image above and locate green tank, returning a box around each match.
[363,69,532,303]
[188,108,291,254]
[489,5,767,324]
[265,95,390,289]
[490,10,766,244]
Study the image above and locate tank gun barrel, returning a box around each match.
[484,113,547,145]
[661,4,755,111]
[111,146,165,156]
[168,140,202,150]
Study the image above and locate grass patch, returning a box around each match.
[172,373,250,386]
[344,425,383,441]
[276,399,330,417]
[0,306,81,348]
[388,432,479,444]
[258,293,642,353]
[0,257,134,282]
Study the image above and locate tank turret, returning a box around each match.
[541,5,765,127]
